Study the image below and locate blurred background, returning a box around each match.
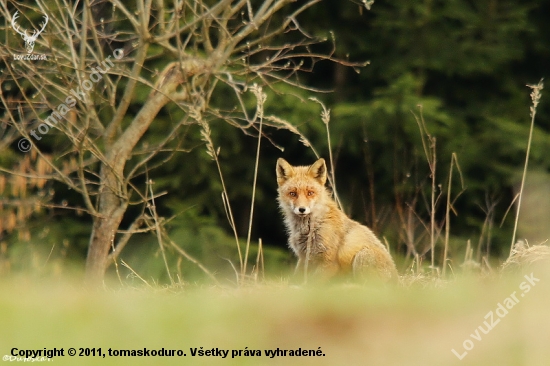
[0,0,549,284]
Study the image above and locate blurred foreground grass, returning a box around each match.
[1,264,549,366]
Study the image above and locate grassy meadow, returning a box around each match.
[1,256,549,366]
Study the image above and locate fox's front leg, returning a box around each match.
[294,256,304,275]
[291,256,309,284]
[294,255,321,283]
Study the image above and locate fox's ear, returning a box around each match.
[276,158,295,186]
[307,158,327,185]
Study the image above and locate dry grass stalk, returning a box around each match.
[510,79,544,254]
[412,106,439,274]
[243,84,267,277]
[309,97,343,210]
[442,153,465,276]
[195,107,244,276]
[461,239,481,272]
[252,238,265,282]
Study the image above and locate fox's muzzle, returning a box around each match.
[294,206,311,215]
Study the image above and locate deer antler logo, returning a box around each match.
[11,10,48,53]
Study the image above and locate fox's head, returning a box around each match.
[276,158,328,216]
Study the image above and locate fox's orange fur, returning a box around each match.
[276,158,398,281]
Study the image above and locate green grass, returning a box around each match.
[1,263,549,366]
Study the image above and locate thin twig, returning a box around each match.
[147,178,174,285]
[121,259,153,288]
[164,230,219,284]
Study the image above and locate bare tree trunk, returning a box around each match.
[84,69,182,283]
[85,167,127,282]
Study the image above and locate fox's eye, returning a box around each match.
[289,191,297,197]
[307,191,314,196]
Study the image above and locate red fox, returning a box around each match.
[276,158,398,282]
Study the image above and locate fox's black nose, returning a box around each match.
[298,207,306,213]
